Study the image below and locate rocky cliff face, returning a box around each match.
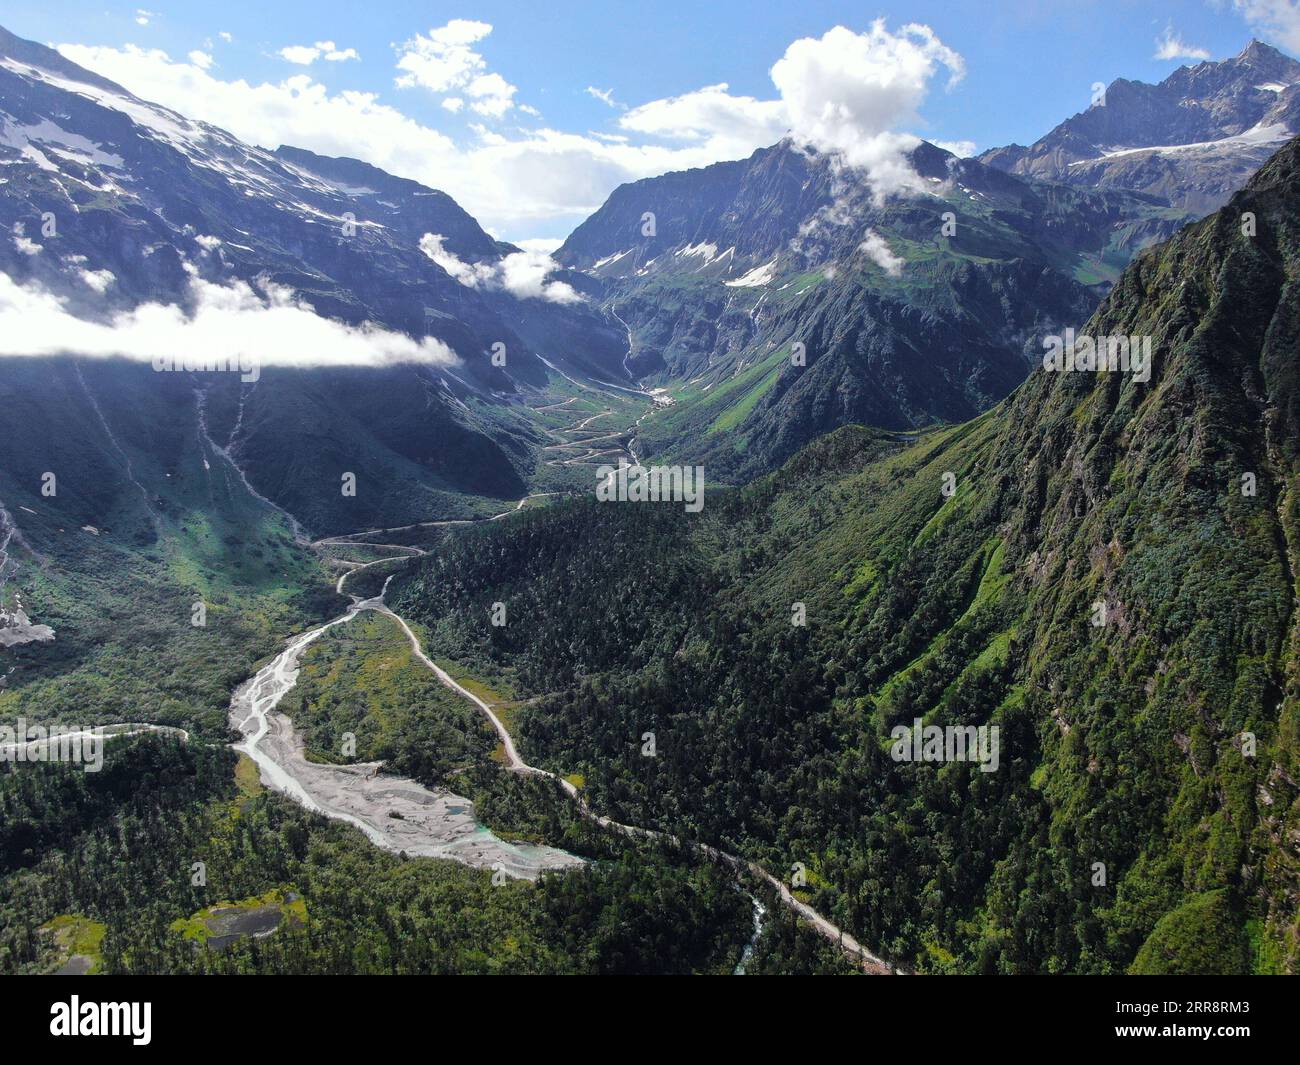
[558,138,1182,481]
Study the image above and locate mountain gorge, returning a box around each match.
[394,136,1300,973]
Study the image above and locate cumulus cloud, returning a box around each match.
[0,273,459,369]
[322,44,360,63]
[618,22,964,199]
[1232,0,1300,52]
[395,20,518,118]
[1154,26,1212,61]
[463,72,517,118]
[771,22,964,199]
[419,234,580,303]
[418,233,484,286]
[135,10,154,27]
[859,230,904,275]
[279,45,320,66]
[515,237,564,254]
[12,222,41,256]
[49,42,635,231]
[279,41,359,66]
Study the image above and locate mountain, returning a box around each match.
[0,24,631,540]
[557,138,1183,482]
[393,135,1300,974]
[981,40,1300,214]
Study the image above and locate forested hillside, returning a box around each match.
[391,136,1300,974]
[0,735,856,974]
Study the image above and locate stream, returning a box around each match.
[227,581,581,881]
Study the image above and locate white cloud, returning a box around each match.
[859,230,904,275]
[620,83,786,150]
[419,233,483,285]
[495,250,580,303]
[465,72,516,118]
[1154,25,1212,61]
[442,97,465,113]
[57,42,465,194]
[396,18,492,91]
[395,20,518,118]
[279,41,359,66]
[12,223,41,256]
[78,268,116,293]
[279,45,319,66]
[1233,0,1300,52]
[932,138,977,157]
[419,233,580,303]
[515,237,563,254]
[218,32,233,44]
[771,21,964,199]
[135,10,154,27]
[187,50,214,71]
[48,42,708,233]
[0,273,459,368]
[586,86,619,108]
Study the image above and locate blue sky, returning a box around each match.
[2,1,1296,241]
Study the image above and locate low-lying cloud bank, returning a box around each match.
[419,234,581,304]
[0,273,460,370]
[859,230,905,275]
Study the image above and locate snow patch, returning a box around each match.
[1071,122,1293,166]
[724,258,779,288]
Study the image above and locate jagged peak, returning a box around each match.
[1238,38,1287,63]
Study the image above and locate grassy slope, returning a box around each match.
[619,176,1183,482]
[0,359,342,734]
